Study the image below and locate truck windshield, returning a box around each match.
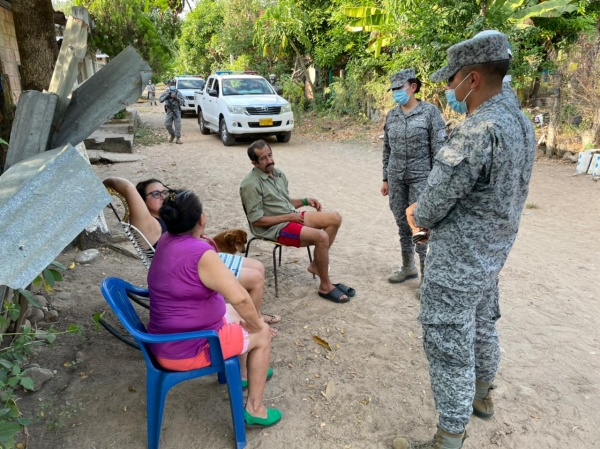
[177,79,205,89]
[222,78,275,96]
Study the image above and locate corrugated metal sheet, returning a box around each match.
[0,145,111,289]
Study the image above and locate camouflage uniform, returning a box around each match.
[159,88,185,138]
[413,90,536,436]
[502,79,521,110]
[408,33,536,440]
[383,71,447,262]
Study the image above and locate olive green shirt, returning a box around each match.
[240,167,297,241]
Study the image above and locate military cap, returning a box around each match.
[430,33,510,82]
[474,30,512,57]
[388,68,416,91]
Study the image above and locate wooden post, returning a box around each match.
[48,7,90,139]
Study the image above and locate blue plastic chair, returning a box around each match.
[100,277,246,449]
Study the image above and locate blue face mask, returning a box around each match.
[392,88,410,106]
[169,85,176,91]
[445,74,473,114]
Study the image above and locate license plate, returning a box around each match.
[259,118,273,126]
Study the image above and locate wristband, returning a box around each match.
[383,179,388,182]
[302,197,308,206]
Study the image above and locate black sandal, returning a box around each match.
[334,283,356,297]
[318,287,350,303]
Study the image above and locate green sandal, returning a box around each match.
[244,408,282,428]
[241,367,273,390]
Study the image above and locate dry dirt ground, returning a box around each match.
[18,104,600,449]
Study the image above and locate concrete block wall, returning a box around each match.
[0,6,21,101]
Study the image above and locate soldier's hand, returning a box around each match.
[406,202,420,234]
[381,182,389,196]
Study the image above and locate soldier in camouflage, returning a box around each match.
[393,33,536,449]
[382,68,447,287]
[159,79,185,144]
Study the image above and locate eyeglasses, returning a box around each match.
[145,189,170,199]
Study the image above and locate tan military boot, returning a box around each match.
[169,134,175,142]
[175,137,183,144]
[389,252,418,284]
[393,428,467,449]
[472,380,495,419]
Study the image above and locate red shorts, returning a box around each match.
[155,314,249,371]
[277,212,305,248]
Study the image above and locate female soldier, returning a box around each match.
[381,68,447,290]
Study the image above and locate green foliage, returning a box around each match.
[75,0,181,78]
[38,399,84,431]
[177,0,225,76]
[112,109,128,120]
[0,323,82,447]
[0,261,72,447]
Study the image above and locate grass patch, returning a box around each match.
[525,202,539,209]
[134,126,168,147]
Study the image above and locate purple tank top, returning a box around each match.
[147,233,226,360]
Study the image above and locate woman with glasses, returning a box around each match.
[148,189,282,427]
[102,177,281,331]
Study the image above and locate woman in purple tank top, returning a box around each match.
[148,190,282,427]
[102,177,282,331]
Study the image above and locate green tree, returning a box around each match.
[176,0,225,76]
[75,0,181,78]
[254,0,317,97]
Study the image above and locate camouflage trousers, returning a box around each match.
[388,176,428,259]
[165,109,182,138]
[419,277,501,434]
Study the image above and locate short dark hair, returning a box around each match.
[462,59,510,85]
[136,178,166,199]
[247,140,271,162]
[159,189,203,235]
[407,78,422,94]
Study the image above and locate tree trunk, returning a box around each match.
[593,107,600,146]
[526,76,541,106]
[12,0,58,92]
[288,39,317,100]
[546,69,562,157]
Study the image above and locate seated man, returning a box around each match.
[240,140,355,303]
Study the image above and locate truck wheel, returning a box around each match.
[198,112,210,135]
[276,132,292,143]
[220,119,236,146]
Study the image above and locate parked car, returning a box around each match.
[195,71,294,146]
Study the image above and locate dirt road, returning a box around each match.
[20,105,600,449]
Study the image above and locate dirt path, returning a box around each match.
[19,105,600,449]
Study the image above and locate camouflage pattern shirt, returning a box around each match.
[414,88,536,292]
[383,101,447,181]
[159,89,185,111]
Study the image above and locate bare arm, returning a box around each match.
[103,177,161,240]
[252,213,302,228]
[198,250,264,333]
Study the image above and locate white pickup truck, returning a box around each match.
[195,72,294,146]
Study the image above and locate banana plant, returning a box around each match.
[341,6,394,57]
[484,0,578,27]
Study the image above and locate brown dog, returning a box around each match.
[212,229,248,255]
